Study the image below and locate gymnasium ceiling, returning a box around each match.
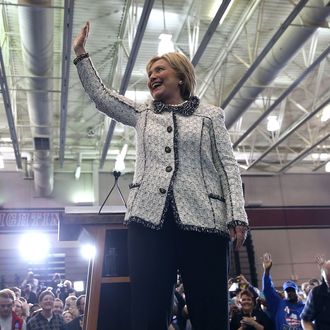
[0,0,330,196]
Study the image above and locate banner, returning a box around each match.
[0,209,62,232]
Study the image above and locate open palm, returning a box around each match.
[73,21,90,55]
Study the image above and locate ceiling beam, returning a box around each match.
[312,161,328,172]
[247,95,330,170]
[0,47,22,169]
[223,0,330,130]
[233,45,330,148]
[197,0,262,98]
[99,0,155,169]
[222,0,309,110]
[59,0,75,167]
[191,0,232,67]
[278,132,330,173]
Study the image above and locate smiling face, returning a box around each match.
[52,299,63,315]
[63,311,74,323]
[13,300,23,316]
[40,293,54,312]
[147,59,183,105]
[239,294,254,313]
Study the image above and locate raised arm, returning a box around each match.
[262,253,281,317]
[72,22,139,127]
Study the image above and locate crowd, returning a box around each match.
[168,253,330,330]
[1,253,329,330]
[0,272,85,330]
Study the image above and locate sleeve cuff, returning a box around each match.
[227,220,249,230]
[73,52,89,65]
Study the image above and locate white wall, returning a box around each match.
[1,171,329,208]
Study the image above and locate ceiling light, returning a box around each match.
[321,104,330,122]
[325,161,330,173]
[158,33,175,55]
[320,153,329,161]
[267,116,280,132]
[74,153,82,180]
[158,0,175,56]
[114,144,128,172]
[75,165,81,180]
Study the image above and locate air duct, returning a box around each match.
[225,0,330,128]
[18,0,54,196]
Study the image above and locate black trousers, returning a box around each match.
[128,205,229,330]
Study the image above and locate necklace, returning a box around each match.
[153,96,200,116]
[166,100,188,107]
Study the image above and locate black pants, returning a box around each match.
[128,205,229,330]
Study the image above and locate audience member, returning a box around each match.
[301,277,321,303]
[300,259,330,329]
[13,299,24,318]
[58,280,75,303]
[262,253,304,330]
[64,296,78,318]
[53,298,64,316]
[64,295,85,330]
[26,304,41,323]
[18,297,30,321]
[21,284,38,305]
[10,287,22,299]
[21,272,39,295]
[49,273,62,296]
[62,311,74,324]
[27,290,65,330]
[0,288,25,330]
[230,289,274,330]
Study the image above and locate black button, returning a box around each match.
[167,126,173,133]
[166,166,172,172]
[159,188,166,194]
[165,146,171,153]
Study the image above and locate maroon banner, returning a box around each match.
[247,206,330,229]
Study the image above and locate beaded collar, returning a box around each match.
[153,96,200,116]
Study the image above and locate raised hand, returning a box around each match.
[73,21,90,56]
[262,252,272,273]
[237,274,249,287]
[315,254,326,270]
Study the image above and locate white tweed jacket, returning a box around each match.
[76,57,248,235]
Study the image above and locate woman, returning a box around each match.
[73,21,248,330]
[230,290,274,330]
[13,299,24,318]
[63,296,78,318]
[62,310,74,324]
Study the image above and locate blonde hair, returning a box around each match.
[0,288,15,301]
[146,52,196,100]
